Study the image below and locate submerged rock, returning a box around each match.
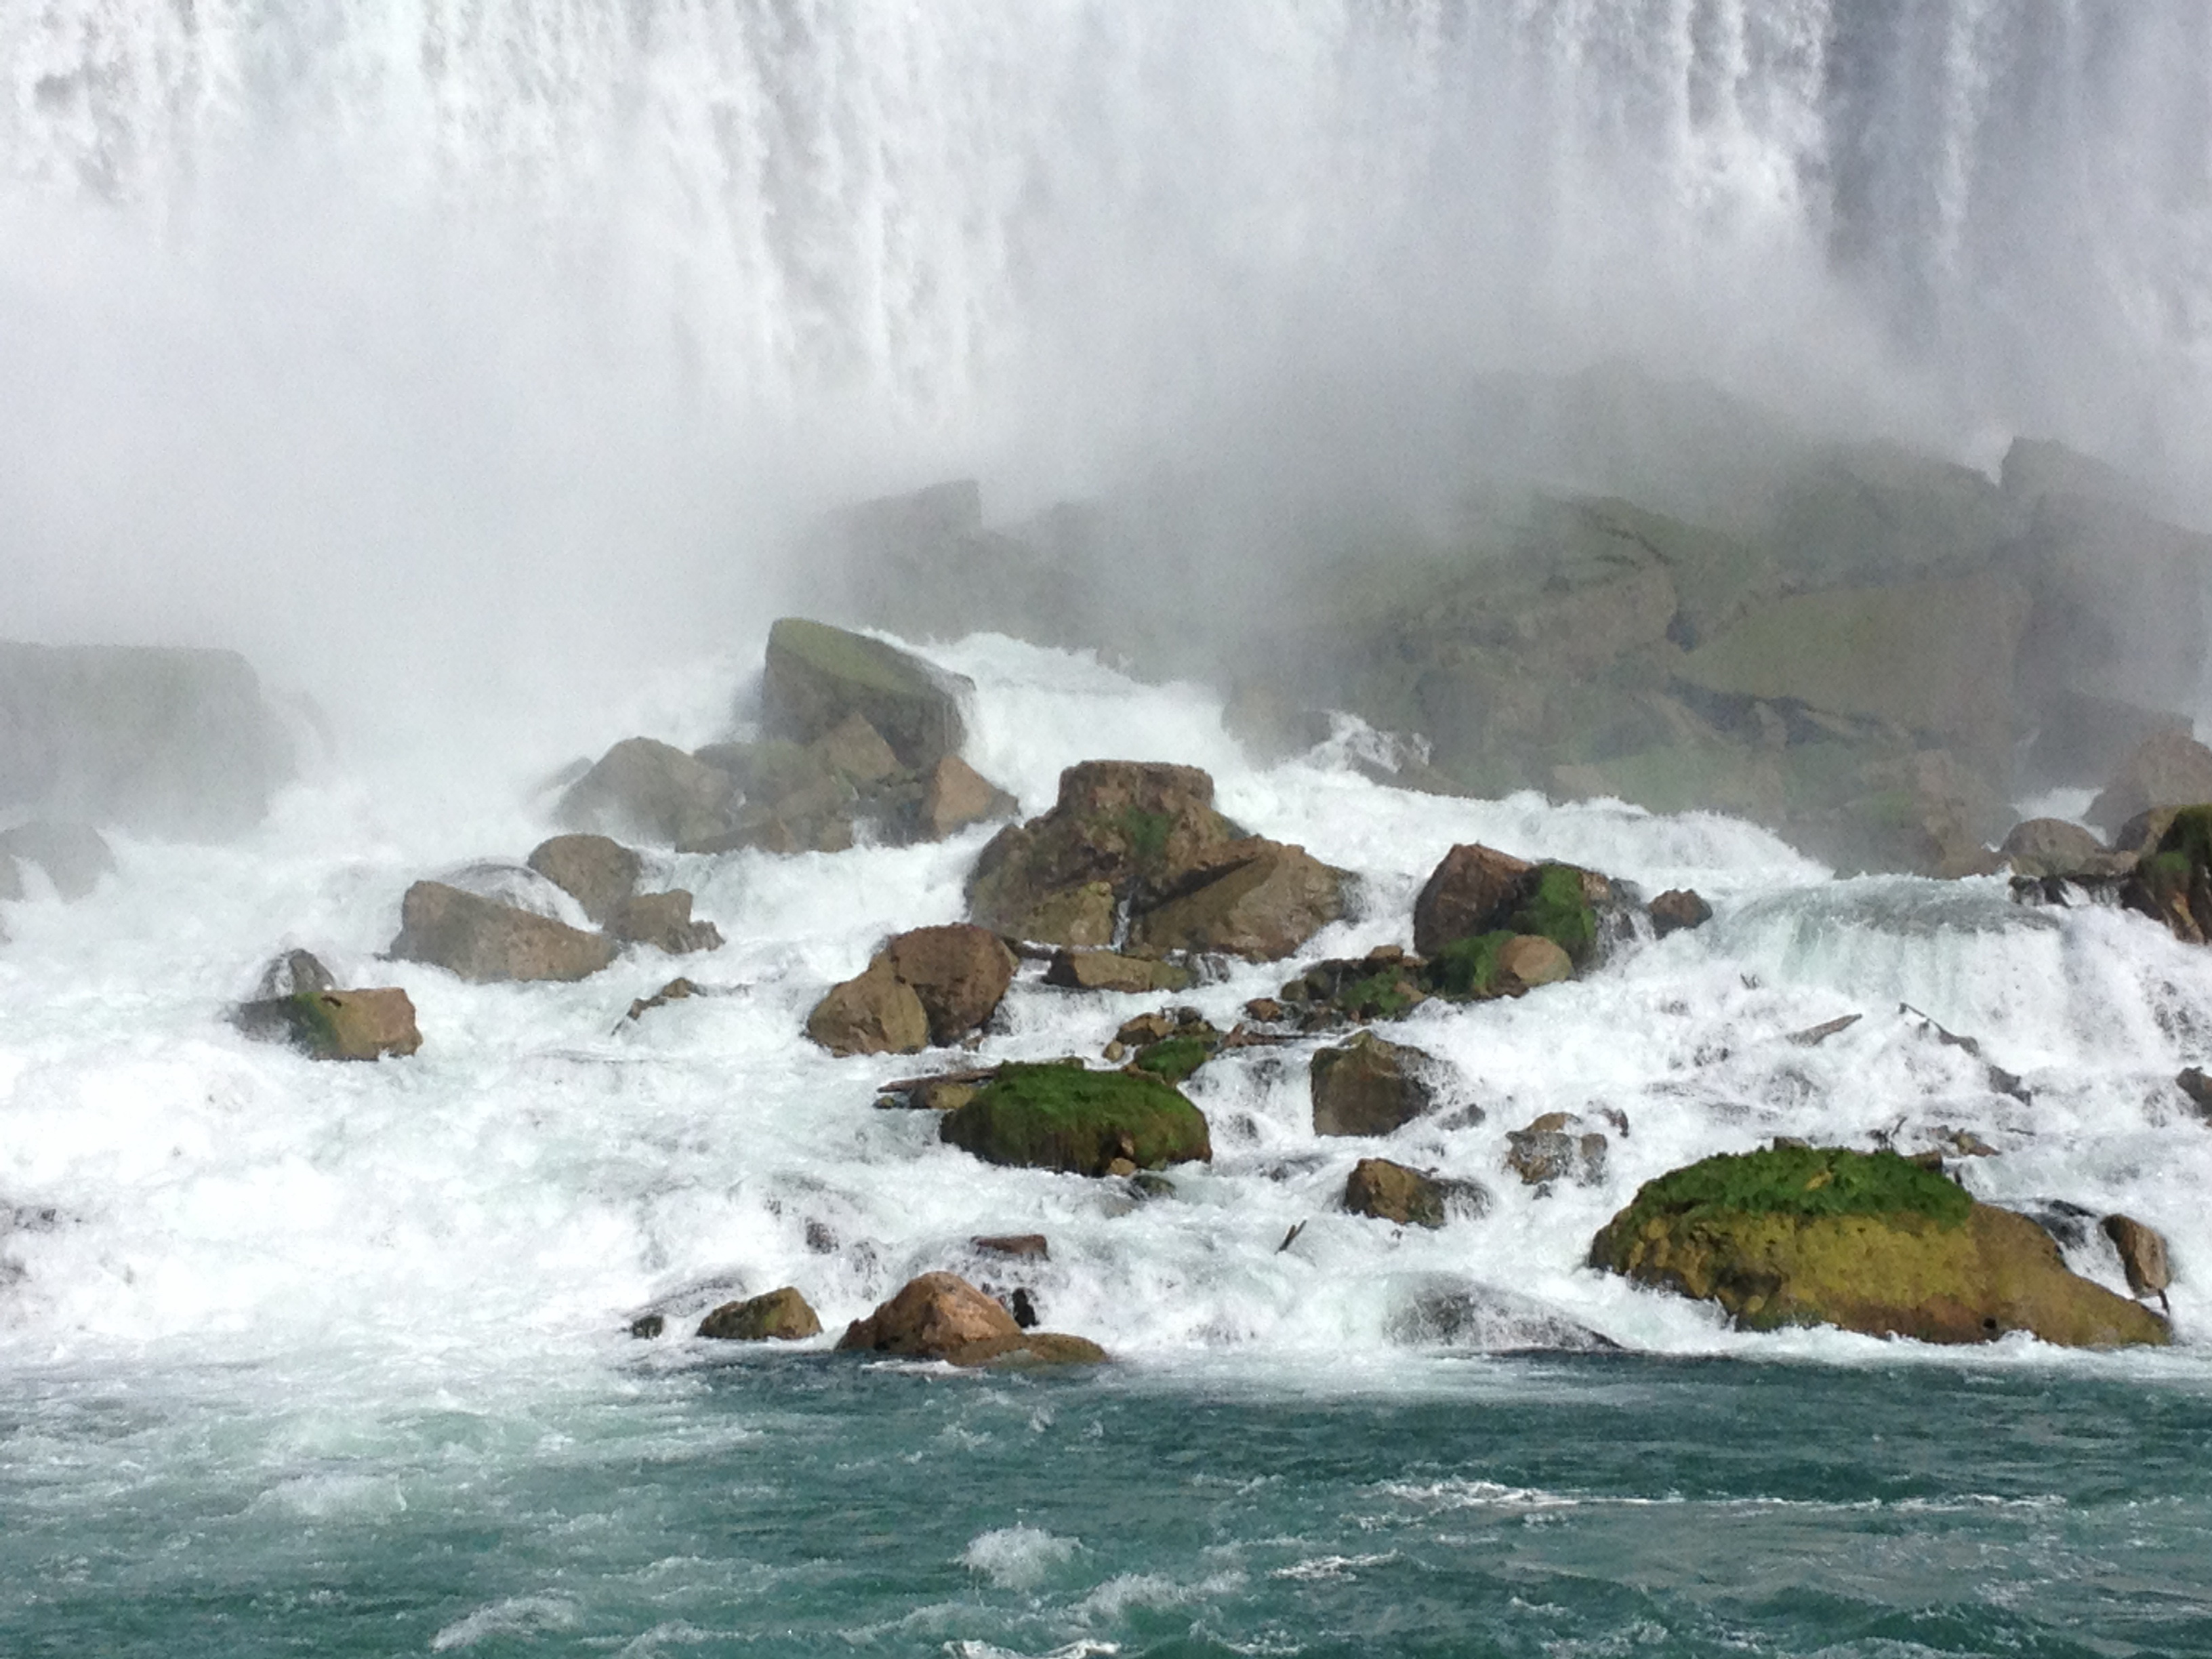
[526,833,642,925]
[1589,1146,2170,1348]
[762,617,969,771]
[697,1286,823,1342]
[389,880,618,983]
[1311,1032,1442,1137]
[233,988,422,1061]
[939,1062,1211,1176]
[1386,1279,1618,1353]
[0,821,116,901]
[834,1271,1105,1366]
[1343,1157,1488,1228]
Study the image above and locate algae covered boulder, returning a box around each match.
[940,1062,1211,1176]
[1589,1146,2169,1348]
[762,617,968,771]
[1413,844,1600,968]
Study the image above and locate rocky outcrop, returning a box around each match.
[608,889,723,956]
[0,821,117,901]
[966,761,1345,957]
[807,924,1015,1054]
[234,988,421,1061]
[0,641,292,838]
[1343,1157,1488,1227]
[762,617,968,771]
[556,737,740,850]
[693,719,1017,857]
[2088,731,2212,835]
[389,881,618,983]
[1311,1032,1441,1137]
[1504,1112,1611,1188]
[1042,948,1193,994]
[834,1271,1105,1366]
[697,1286,822,1341]
[939,1062,1211,1175]
[804,956,930,1057]
[526,834,642,925]
[1589,1146,2169,1347]
[1648,889,1713,937]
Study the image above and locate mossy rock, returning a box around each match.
[1590,1147,2169,1349]
[1507,865,1597,965]
[1423,930,1516,998]
[1131,1033,1212,1085]
[761,617,967,771]
[940,1062,1212,1176]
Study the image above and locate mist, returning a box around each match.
[5,0,2212,764]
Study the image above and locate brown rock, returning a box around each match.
[697,1286,823,1341]
[810,712,902,784]
[1004,881,1118,947]
[1494,934,1572,989]
[1311,1032,1441,1137]
[1127,839,1347,960]
[556,737,740,849]
[1412,843,1536,957]
[836,1272,1105,1366]
[804,956,930,1056]
[390,881,618,983]
[609,889,724,955]
[2102,1214,2172,1298]
[1343,1157,1488,1228]
[1648,888,1713,937]
[1044,949,1194,995]
[762,617,968,771]
[234,987,422,1061]
[526,834,642,925]
[624,977,699,1022]
[883,924,1017,1044]
[920,754,1018,840]
[972,1233,1050,1259]
[2088,730,2212,834]
[1505,1112,1609,1187]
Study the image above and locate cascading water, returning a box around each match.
[5,6,2212,1656]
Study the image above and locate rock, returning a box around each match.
[1280,947,1431,1025]
[697,1286,823,1341]
[1504,1113,1610,1187]
[1589,1146,2170,1347]
[1494,934,1572,989]
[972,1233,1050,1259]
[1126,838,1347,960]
[624,977,699,1023]
[1386,1281,1618,1352]
[2088,730,2212,835]
[2177,1067,2212,1120]
[628,1313,665,1338]
[882,924,1018,1044]
[805,956,930,1057]
[0,821,116,901]
[761,617,968,771]
[233,988,422,1061]
[1788,1012,1862,1046]
[390,881,619,983]
[1343,1157,1489,1228]
[2121,805,2212,943]
[1128,1030,1217,1085]
[1311,1032,1441,1137]
[0,641,292,838]
[811,712,902,784]
[2101,1215,2172,1299]
[556,737,740,849]
[940,1062,1211,1175]
[254,948,335,998]
[609,889,723,955]
[1412,843,1535,958]
[1043,949,1194,995]
[1648,888,1713,937]
[1998,817,2123,880]
[526,834,642,925]
[834,1271,1105,1366]
[874,1067,993,1111]
[920,754,1017,840]
[1413,845,1599,967]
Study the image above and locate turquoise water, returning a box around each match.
[7,1351,2208,1657]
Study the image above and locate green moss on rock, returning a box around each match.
[941,1063,1212,1175]
[1132,1034,1211,1085]
[1599,1145,1971,1240]
[1424,930,1516,998]
[1509,864,1598,966]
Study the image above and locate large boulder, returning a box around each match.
[697,1286,822,1341]
[389,881,618,983]
[0,821,117,901]
[608,890,723,955]
[1311,1032,1441,1137]
[1343,1157,1488,1228]
[882,924,1018,1045]
[804,956,930,1057]
[834,1271,1105,1366]
[761,617,968,771]
[2087,731,2212,836]
[1413,844,1601,966]
[555,737,739,850]
[525,834,642,925]
[1589,1147,2169,1347]
[0,641,291,838]
[233,988,421,1061]
[968,761,1346,958]
[1998,818,2118,880]
[940,1062,1211,1175]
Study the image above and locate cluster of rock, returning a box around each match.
[556,618,1016,855]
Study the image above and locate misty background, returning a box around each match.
[5,0,2211,766]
